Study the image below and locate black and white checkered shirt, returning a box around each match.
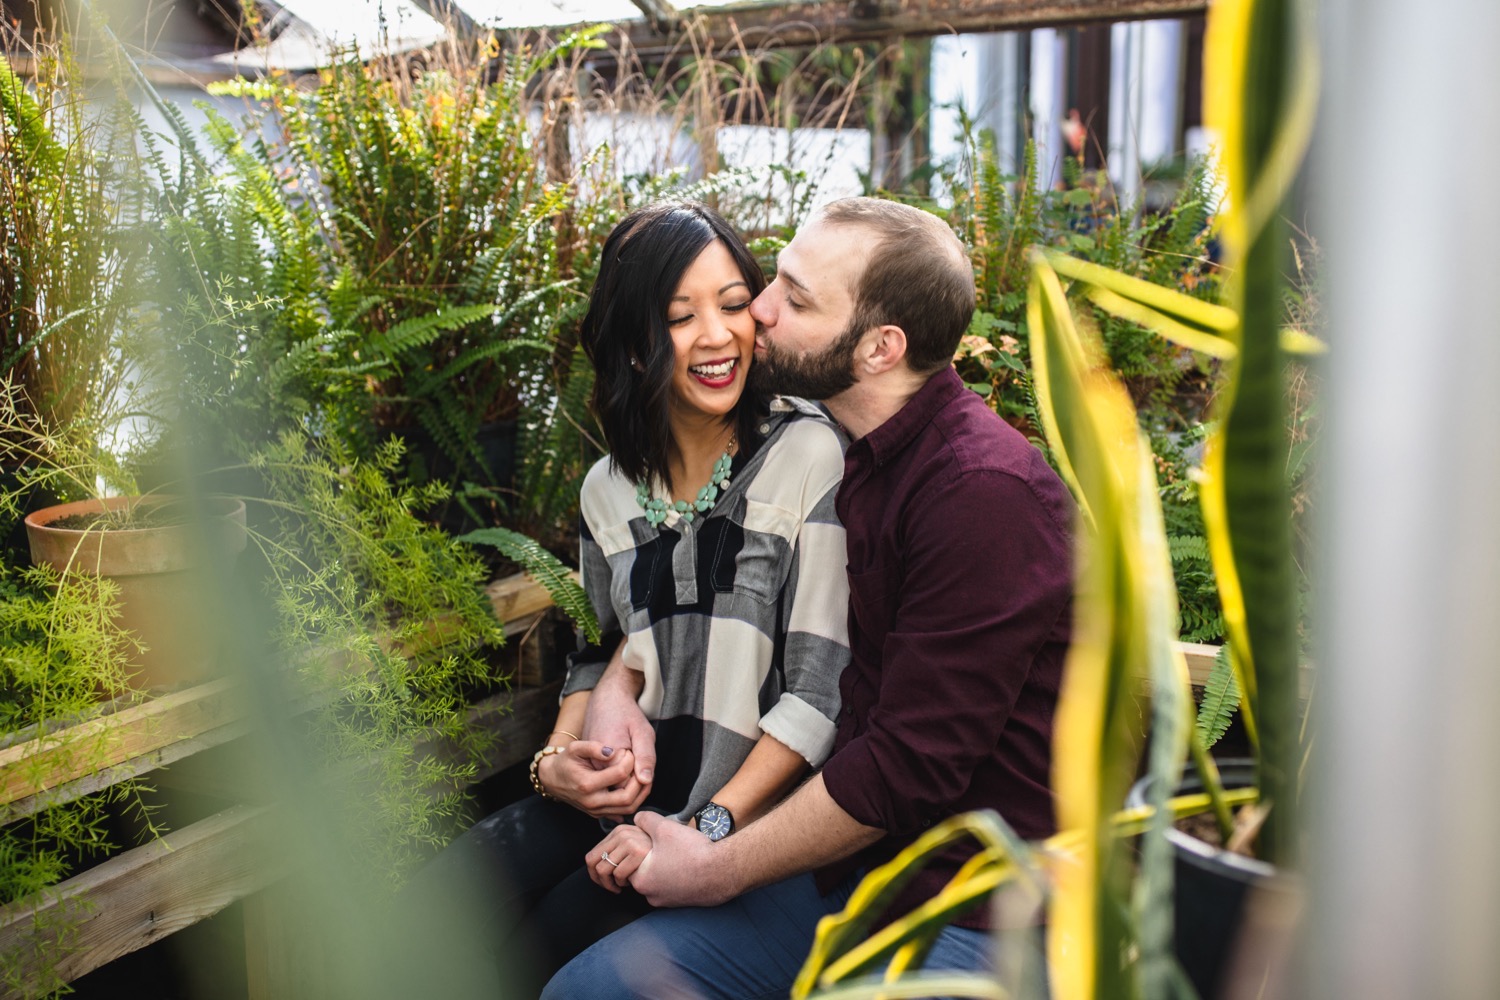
[563,397,851,821]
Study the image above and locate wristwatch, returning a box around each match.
[694,801,735,841]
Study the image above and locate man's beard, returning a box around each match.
[748,320,863,400]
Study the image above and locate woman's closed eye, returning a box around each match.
[669,300,751,326]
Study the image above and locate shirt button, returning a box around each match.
[759,423,770,434]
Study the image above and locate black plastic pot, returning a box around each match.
[1127,760,1285,999]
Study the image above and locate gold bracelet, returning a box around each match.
[530,745,568,799]
[549,729,581,743]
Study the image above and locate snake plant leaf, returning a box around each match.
[1024,255,1097,532]
[455,528,599,643]
[1200,0,1319,867]
[1029,253,1151,1000]
[798,786,1261,1000]
[794,811,1038,999]
[1043,250,1239,332]
[1028,245,1218,1000]
[1280,327,1329,355]
[1083,287,1239,361]
[804,973,1008,1000]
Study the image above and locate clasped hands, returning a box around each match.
[553,662,710,901]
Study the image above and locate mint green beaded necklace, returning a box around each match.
[636,443,735,527]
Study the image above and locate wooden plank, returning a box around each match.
[486,573,564,626]
[0,680,245,810]
[0,805,281,999]
[0,574,558,810]
[1177,641,1312,697]
[0,722,250,824]
[518,0,1212,57]
[1179,640,1221,687]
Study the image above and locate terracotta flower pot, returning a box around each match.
[24,496,249,692]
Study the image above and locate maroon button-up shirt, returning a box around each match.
[817,367,1073,929]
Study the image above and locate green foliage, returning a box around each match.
[0,779,163,997]
[945,128,1221,434]
[939,127,1228,640]
[0,37,141,447]
[514,346,599,541]
[457,527,599,644]
[1195,645,1239,749]
[0,482,160,995]
[245,432,505,878]
[0,567,135,730]
[1167,531,1225,644]
[133,41,578,489]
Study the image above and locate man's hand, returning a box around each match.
[538,741,650,820]
[623,811,740,908]
[582,659,657,788]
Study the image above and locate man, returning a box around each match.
[544,197,1073,999]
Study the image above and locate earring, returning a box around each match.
[630,356,645,372]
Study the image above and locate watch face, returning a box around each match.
[698,804,732,841]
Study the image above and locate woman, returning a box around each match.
[402,201,850,991]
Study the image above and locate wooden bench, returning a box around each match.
[0,591,1250,999]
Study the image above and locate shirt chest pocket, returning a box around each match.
[711,502,798,606]
[605,533,666,615]
[847,561,901,639]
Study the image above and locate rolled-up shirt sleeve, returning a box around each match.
[758,476,849,767]
[820,469,1072,836]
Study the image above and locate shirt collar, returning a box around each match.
[859,366,965,467]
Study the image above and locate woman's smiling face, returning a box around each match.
[666,238,756,425]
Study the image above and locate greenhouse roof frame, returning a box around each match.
[1,0,1210,82]
[515,0,1211,55]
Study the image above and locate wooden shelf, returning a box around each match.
[0,573,564,999]
[0,805,281,999]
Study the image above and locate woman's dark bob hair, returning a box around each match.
[580,200,768,491]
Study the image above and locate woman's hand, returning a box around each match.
[585,823,656,893]
[537,741,651,820]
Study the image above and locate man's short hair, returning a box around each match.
[817,198,976,374]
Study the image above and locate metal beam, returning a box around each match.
[522,0,1211,57]
[629,0,685,34]
[406,0,487,38]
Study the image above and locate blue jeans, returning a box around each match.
[386,795,652,997]
[541,872,993,1000]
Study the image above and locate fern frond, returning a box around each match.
[457,528,599,643]
[1168,535,1211,563]
[367,304,500,359]
[1194,645,1239,749]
